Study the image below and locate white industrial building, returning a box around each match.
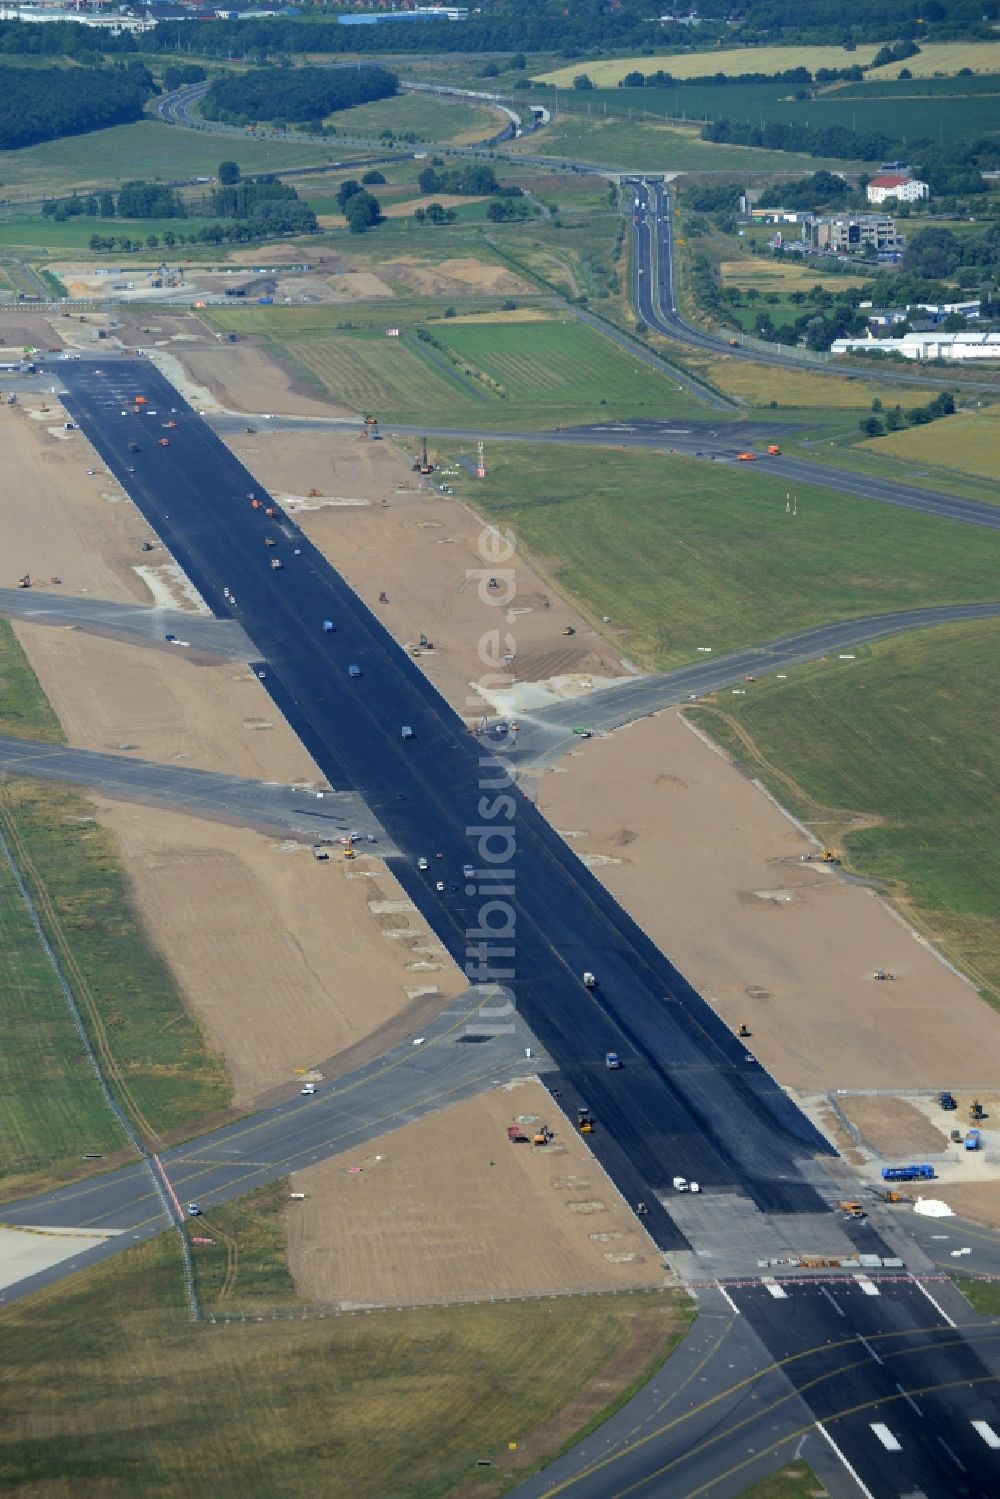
[866,173,930,204]
[832,330,1000,362]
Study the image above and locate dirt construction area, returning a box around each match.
[0,365,464,1108]
[222,426,628,719]
[537,711,1000,1096]
[287,1080,667,1307]
[92,801,463,1106]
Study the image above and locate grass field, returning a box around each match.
[0,213,229,255]
[719,260,869,293]
[866,40,1000,79]
[513,116,862,172]
[740,1466,826,1499]
[687,618,1000,1007]
[959,1278,1000,1315]
[324,90,505,145]
[234,319,706,428]
[461,443,1000,668]
[704,356,930,410]
[862,405,1000,482]
[537,45,887,88]
[0,1179,694,1497]
[0,621,229,1199]
[0,120,344,202]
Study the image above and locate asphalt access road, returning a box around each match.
[0,587,255,659]
[0,735,383,843]
[214,409,1000,531]
[517,1278,1000,1499]
[0,988,538,1308]
[503,603,1000,769]
[60,360,839,1250]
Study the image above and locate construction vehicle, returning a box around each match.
[17,574,31,589]
[873,969,894,981]
[738,1023,751,1038]
[532,1125,553,1147]
[300,1082,316,1096]
[605,1052,622,1071]
[870,1187,908,1204]
[951,1128,963,1144]
[577,1107,594,1133]
[839,1201,867,1220]
[736,451,756,462]
[322,619,334,632]
[265,505,277,518]
[966,1128,982,1151]
[971,1098,986,1120]
[582,971,596,989]
[766,444,781,456]
[128,442,139,453]
[562,626,576,637]
[158,438,169,447]
[727,337,740,347]
[939,1092,957,1111]
[378,591,389,603]
[250,498,262,510]
[364,414,378,426]
[245,425,256,434]
[265,536,276,547]
[163,420,177,430]
[507,1124,529,1144]
[141,541,155,552]
[882,1164,934,1182]
[413,437,434,476]
[50,576,61,586]
[134,395,147,406]
[270,557,283,571]
[307,488,321,498]
[348,663,361,678]
[401,725,414,740]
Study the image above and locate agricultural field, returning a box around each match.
[719,260,868,294]
[459,442,1000,668]
[547,76,1000,148]
[537,45,887,88]
[238,318,706,429]
[0,621,229,1201]
[322,90,506,146]
[861,403,1000,483]
[865,41,1000,80]
[687,617,1000,1007]
[513,115,864,173]
[0,1179,693,1498]
[0,120,344,203]
[0,213,230,256]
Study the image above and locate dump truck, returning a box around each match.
[582,971,596,989]
[507,1125,529,1144]
[881,1164,934,1182]
[270,557,283,570]
[839,1201,867,1220]
[605,1052,622,1071]
[348,663,361,678]
[577,1108,594,1134]
[401,725,414,740]
[766,444,781,456]
[966,1129,982,1151]
[737,451,755,461]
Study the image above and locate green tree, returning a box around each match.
[337,179,361,209]
[344,189,379,233]
[859,416,884,437]
[573,74,594,90]
[218,160,240,185]
[361,169,385,185]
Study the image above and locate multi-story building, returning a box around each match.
[866,174,930,204]
[803,214,903,254]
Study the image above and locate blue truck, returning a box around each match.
[881,1164,935,1182]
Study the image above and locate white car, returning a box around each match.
[300,1082,316,1096]
[417,856,429,871]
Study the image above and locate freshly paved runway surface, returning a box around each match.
[0,734,385,842]
[503,603,1000,768]
[0,587,255,659]
[61,361,838,1247]
[16,363,997,1496]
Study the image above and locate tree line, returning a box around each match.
[0,61,154,150]
[200,64,397,127]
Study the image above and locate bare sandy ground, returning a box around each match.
[0,401,149,604]
[537,711,1000,1093]
[94,802,463,1105]
[13,622,321,783]
[837,1097,952,1157]
[286,1080,666,1307]
[221,428,626,717]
